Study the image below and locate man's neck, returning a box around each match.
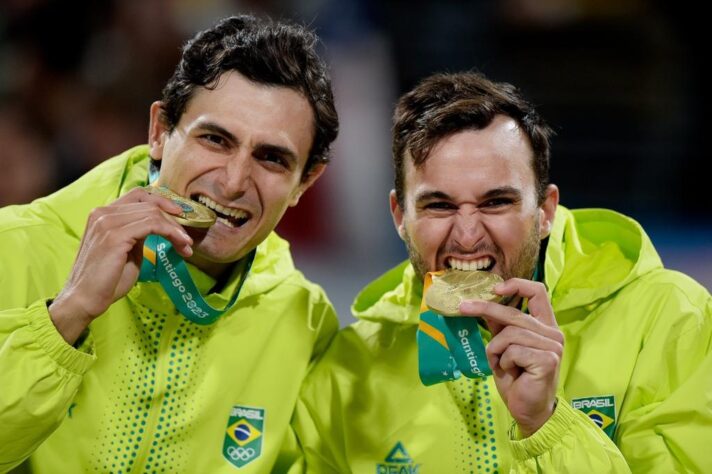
[186,253,233,281]
[535,236,549,283]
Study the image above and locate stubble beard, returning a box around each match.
[504,218,541,282]
[403,218,542,283]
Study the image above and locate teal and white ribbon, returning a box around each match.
[417,309,492,386]
[138,234,254,325]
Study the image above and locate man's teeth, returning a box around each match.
[197,195,248,219]
[448,257,493,271]
[216,216,236,228]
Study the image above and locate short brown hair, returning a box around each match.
[392,72,553,207]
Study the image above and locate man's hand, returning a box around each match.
[459,278,563,437]
[49,188,194,344]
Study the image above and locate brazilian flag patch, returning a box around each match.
[223,405,265,468]
[572,395,616,439]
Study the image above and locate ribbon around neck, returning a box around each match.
[138,234,254,325]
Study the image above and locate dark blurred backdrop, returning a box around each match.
[1,0,709,323]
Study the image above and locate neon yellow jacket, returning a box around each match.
[0,146,338,473]
[289,207,711,473]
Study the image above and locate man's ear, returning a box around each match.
[539,184,559,239]
[288,163,327,207]
[148,101,169,161]
[389,190,406,240]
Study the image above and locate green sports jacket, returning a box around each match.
[289,206,711,473]
[0,146,338,473]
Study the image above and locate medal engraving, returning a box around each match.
[425,270,505,316]
[144,186,216,228]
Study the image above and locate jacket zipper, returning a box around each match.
[132,311,181,472]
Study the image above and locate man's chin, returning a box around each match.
[184,226,210,243]
[191,247,246,264]
[188,226,255,260]
[184,247,251,279]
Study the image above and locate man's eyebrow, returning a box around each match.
[414,187,523,204]
[481,186,523,200]
[256,143,299,166]
[196,121,237,143]
[414,190,453,203]
[196,121,299,165]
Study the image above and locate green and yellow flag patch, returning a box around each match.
[572,395,616,439]
[223,405,265,468]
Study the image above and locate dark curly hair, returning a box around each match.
[159,15,338,179]
[393,72,553,207]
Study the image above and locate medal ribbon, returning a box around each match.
[417,272,492,385]
[138,234,254,325]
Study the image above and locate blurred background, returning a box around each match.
[1,0,709,325]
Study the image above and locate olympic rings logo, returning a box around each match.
[227,446,255,461]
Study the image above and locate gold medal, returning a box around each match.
[143,186,216,228]
[425,270,505,316]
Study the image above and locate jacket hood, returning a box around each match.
[352,205,664,325]
[27,145,296,298]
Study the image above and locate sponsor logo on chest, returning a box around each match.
[377,442,421,474]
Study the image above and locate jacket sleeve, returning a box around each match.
[271,290,339,474]
[0,299,95,472]
[279,383,346,474]
[614,280,712,472]
[509,397,632,473]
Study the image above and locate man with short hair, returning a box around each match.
[289,72,711,472]
[0,15,339,472]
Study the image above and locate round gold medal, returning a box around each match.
[143,186,216,228]
[425,270,505,316]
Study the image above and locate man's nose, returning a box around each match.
[452,212,485,250]
[222,149,253,198]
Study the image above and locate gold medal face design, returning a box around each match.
[425,270,505,316]
[144,186,217,228]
